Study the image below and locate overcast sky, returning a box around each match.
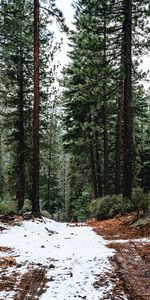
[54,0,75,68]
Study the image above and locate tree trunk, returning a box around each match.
[115,81,123,195]
[103,107,109,196]
[122,0,133,199]
[32,0,40,216]
[90,144,98,199]
[95,131,102,197]
[0,128,3,199]
[115,50,124,195]
[103,6,109,196]
[63,154,66,209]
[16,42,25,211]
[47,145,51,212]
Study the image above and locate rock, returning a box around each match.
[49,264,55,269]
[70,271,73,277]
[23,212,32,220]
[16,264,22,268]
[45,227,58,236]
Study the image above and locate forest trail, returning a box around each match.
[0,217,126,300]
[0,216,150,300]
[88,215,150,300]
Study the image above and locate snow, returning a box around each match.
[0,218,117,299]
[108,237,150,244]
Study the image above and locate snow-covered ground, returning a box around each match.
[0,218,124,299]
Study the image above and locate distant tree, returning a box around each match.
[0,0,33,209]
[32,0,40,216]
[122,0,133,199]
[62,0,150,221]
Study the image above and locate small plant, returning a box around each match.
[0,199,17,215]
[41,210,52,219]
[89,188,150,221]
[132,188,150,214]
[18,199,32,215]
[23,199,32,212]
[74,184,91,222]
[89,194,133,220]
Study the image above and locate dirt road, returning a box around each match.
[88,214,150,300]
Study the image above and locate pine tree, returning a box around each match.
[0,0,65,216]
[122,0,133,199]
[62,0,150,220]
[32,0,40,216]
[0,0,34,209]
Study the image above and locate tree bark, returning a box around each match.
[103,106,109,196]
[0,128,3,199]
[103,6,109,196]
[90,144,98,199]
[32,0,40,216]
[122,0,133,199]
[47,162,51,212]
[115,72,124,195]
[95,131,102,197]
[16,42,25,211]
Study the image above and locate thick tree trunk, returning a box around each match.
[16,45,25,211]
[103,107,109,196]
[115,76,124,195]
[32,0,40,216]
[122,0,133,199]
[103,7,109,196]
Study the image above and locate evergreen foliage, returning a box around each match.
[62,0,150,220]
[89,189,150,221]
[0,0,65,218]
[0,0,149,221]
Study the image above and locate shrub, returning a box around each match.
[131,188,150,213]
[0,199,17,215]
[89,199,100,218]
[23,199,32,212]
[89,194,134,220]
[18,199,32,215]
[74,184,91,222]
[89,188,150,221]
[41,210,52,219]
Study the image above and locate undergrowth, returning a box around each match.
[89,188,150,220]
[0,199,17,215]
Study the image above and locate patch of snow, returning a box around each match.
[0,218,126,300]
[108,237,150,244]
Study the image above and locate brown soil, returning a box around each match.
[1,214,149,299]
[0,215,50,300]
[104,241,149,300]
[87,212,150,240]
[13,266,48,300]
[0,258,49,300]
[88,213,150,300]
[0,252,19,294]
[0,225,7,232]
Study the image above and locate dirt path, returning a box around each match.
[13,267,48,300]
[88,214,150,300]
[111,241,150,300]
[1,215,150,300]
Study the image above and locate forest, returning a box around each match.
[0,0,150,222]
[0,1,150,300]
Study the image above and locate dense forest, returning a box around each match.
[0,0,150,222]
